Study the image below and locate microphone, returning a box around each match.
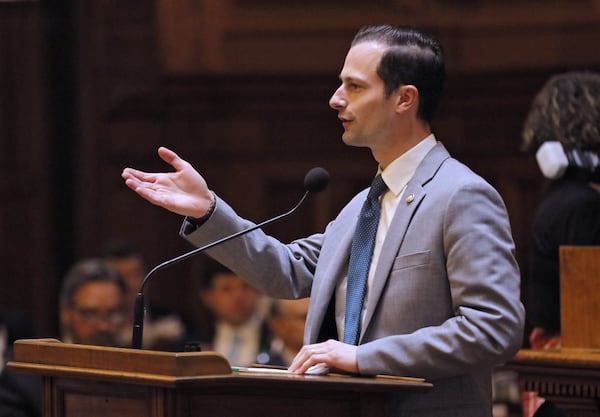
[131,167,330,349]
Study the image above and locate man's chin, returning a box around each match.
[342,134,367,148]
[341,132,355,146]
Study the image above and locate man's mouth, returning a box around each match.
[339,117,352,127]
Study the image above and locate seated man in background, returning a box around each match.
[267,298,310,367]
[102,240,186,350]
[0,311,40,417]
[59,258,127,347]
[191,259,273,367]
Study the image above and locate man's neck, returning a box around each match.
[374,126,431,170]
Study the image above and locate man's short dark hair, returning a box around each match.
[60,259,127,307]
[351,24,445,124]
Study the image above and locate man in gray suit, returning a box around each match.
[122,24,525,416]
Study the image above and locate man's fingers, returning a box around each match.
[158,146,190,172]
[122,167,158,183]
[289,344,324,374]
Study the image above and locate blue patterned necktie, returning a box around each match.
[343,174,388,345]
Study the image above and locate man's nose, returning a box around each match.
[95,318,113,330]
[329,87,346,110]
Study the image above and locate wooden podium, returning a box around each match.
[509,246,600,417]
[8,339,432,417]
[559,246,600,350]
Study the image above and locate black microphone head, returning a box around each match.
[304,167,329,194]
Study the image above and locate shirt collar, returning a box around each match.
[379,134,437,196]
[216,313,262,336]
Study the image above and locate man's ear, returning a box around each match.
[395,85,419,112]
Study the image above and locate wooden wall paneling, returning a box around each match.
[74,0,164,257]
[72,0,205,333]
[157,0,600,74]
[160,74,375,214]
[0,1,55,336]
[437,69,555,282]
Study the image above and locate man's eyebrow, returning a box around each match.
[340,74,366,84]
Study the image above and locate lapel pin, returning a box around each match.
[406,193,415,204]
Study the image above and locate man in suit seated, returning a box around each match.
[59,258,127,347]
[266,298,310,367]
[190,259,273,367]
[102,240,187,350]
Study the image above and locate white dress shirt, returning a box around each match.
[213,314,262,366]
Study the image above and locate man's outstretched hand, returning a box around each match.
[122,147,214,218]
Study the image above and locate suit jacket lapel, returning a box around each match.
[305,209,356,343]
[359,143,451,342]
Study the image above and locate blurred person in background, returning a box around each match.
[102,240,186,350]
[522,71,600,351]
[0,311,40,417]
[189,259,273,366]
[59,258,127,347]
[266,298,310,367]
[520,71,600,417]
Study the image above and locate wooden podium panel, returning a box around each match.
[509,349,600,417]
[51,378,157,417]
[560,246,600,349]
[508,246,600,417]
[8,339,432,417]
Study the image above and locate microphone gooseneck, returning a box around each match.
[131,167,329,349]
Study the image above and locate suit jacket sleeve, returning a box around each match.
[181,196,322,300]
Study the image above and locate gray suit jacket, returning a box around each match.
[182,143,525,417]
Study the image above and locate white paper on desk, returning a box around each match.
[232,363,329,376]
[232,366,293,374]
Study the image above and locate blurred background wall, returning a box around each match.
[2,0,600,340]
